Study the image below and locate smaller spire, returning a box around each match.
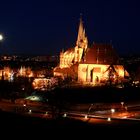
[62,48,64,52]
[77,14,84,42]
[79,13,84,26]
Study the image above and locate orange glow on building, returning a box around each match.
[18,66,34,78]
[32,78,48,90]
[78,64,127,85]
[0,66,47,81]
[60,50,75,68]
[54,17,129,85]
[0,67,12,80]
[32,77,58,90]
[59,17,88,69]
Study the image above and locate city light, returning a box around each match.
[107,117,111,121]
[63,113,67,117]
[85,115,88,119]
[125,106,128,111]
[122,116,127,119]
[26,96,40,101]
[111,109,115,113]
[29,109,32,113]
[121,102,124,106]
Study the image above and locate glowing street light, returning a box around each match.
[107,117,111,121]
[111,109,115,113]
[29,109,32,113]
[63,113,67,117]
[121,102,124,107]
[85,115,88,119]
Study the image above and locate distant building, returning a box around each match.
[54,17,129,85]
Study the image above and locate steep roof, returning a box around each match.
[84,43,119,64]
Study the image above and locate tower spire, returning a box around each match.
[74,15,88,63]
[77,14,84,44]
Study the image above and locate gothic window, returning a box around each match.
[90,69,93,82]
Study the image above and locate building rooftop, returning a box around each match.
[83,43,119,64]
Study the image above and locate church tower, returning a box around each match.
[74,16,88,63]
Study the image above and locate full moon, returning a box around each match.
[0,34,3,41]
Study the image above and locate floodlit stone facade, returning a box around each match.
[54,17,129,85]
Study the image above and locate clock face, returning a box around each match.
[82,67,87,72]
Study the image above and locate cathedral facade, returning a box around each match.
[59,17,88,69]
[54,17,129,85]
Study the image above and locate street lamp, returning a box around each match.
[107,117,111,121]
[85,115,88,119]
[87,104,93,116]
[63,113,67,117]
[121,102,124,107]
[111,108,115,113]
[29,109,32,113]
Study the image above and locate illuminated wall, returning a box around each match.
[0,67,12,80]
[78,64,126,84]
[53,17,129,85]
[53,71,65,79]
[0,66,48,81]
[59,17,88,69]
[60,50,75,68]
[32,77,58,90]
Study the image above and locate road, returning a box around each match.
[0,99,140,126]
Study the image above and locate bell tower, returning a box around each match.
[74,15,88,63]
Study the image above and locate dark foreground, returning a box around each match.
[1,110,140,132]
[1,86,140,137]
[50,86,140,103]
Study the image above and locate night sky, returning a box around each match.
[0,0,140,55]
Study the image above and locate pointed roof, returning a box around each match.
[76,16,86,43]
[83,43,120,64]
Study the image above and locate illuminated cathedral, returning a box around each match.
[54,17,129,85]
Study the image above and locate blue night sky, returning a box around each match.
[0,0,140,55]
